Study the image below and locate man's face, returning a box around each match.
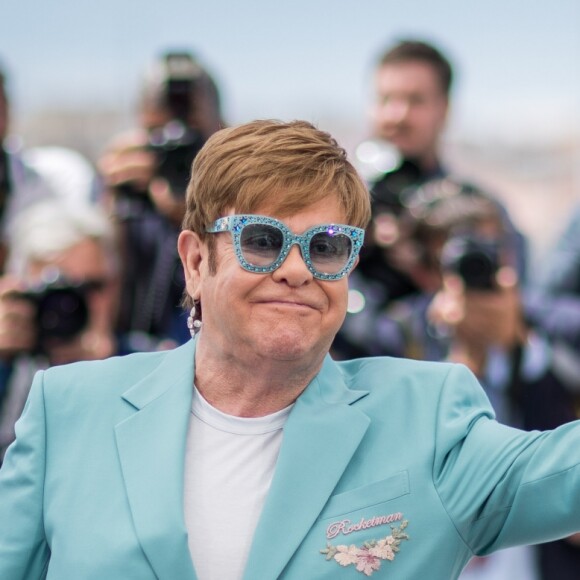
[372,61,449,164]
[179,195,351,367]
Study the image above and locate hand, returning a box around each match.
[0,276,37,358]
[43,330,116,367]
[372,212,400,248]
[98,130,157,192]
[428,267,527,374]
[148,178,186,225]
[99,131,186,224]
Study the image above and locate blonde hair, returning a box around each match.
[183,119,371,237]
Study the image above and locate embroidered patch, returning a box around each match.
[320,520,409,577]
[326,512,404,539]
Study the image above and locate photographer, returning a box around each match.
[355,178,580,579]
[0,200,120,462]
[99,51,224,348]
[0,63,56,273]
[332,40,526,360]
[365,181,530,415]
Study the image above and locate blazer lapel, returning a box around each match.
[114,340,197,580]
[243,356,370,580]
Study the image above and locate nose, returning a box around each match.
[271,244,313,286]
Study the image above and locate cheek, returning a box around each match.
[325,283,349,317]
[418,105,446,131]
[201,262,253,309]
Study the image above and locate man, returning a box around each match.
[334,40,458,359]
[370,39,450,210]
[354,40,451,311]
[333,39,525,361]
[99,50,224,349]
[0,200,121,462]
[0,64,55,272]
[1,120,580,580]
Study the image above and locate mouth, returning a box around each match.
[256,299,319,311]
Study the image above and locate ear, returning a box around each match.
[177,230,205,302]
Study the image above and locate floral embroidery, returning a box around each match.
[320,520,409,576]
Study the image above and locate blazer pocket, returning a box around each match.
[321,470,410,519]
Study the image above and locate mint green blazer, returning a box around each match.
[1,338,580,579]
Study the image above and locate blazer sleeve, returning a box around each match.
[0,370,50,579]
[433,363,580,555]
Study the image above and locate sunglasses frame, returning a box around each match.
[206,214,364,280]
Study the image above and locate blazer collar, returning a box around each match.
[115,339,198,580]
[120,339,195,410]
[243,355,370,580]
[115,342,370,580]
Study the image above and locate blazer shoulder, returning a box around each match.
[41,349,170,398]
[338,355,455,383]
[335,356,461,401]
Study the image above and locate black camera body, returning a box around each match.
[440,234,501,291]
[149,53,207,196]
[148,120,205,195]
[16,276,100,353]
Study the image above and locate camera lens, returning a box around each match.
[36,288,89,342]
[441,235,500,291]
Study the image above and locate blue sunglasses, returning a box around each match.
[206,215,364,280]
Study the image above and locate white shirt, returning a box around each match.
[184,387,292,580]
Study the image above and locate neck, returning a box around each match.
[193,335,325,417]
[406,150,440,176]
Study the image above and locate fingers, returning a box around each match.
[98,130,156,191]
[372,213,400,247]
[432,268,525,349]
[99,149,157,191]
[495,266,518,289]
[44,331,116,365]
[148,178,186,224]
[0,280,37,356]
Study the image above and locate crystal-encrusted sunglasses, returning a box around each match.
[206,215,364,280]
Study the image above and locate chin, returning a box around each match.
[256,331,323,363]
[262,340,312,361]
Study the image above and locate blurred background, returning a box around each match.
[2,0,580,266]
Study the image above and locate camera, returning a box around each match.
[116,52,206,207]
[150,52,207,195]
[148,119,205,196]
[440,234,500,291]
[15,275,104,353]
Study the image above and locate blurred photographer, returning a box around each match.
[99,51,224,348]
[369,181,524,386]
[0,200,120,462]
[334,39,526,360]
[0,62,57,272]
[401,187,580,580]
[353,179,549,579]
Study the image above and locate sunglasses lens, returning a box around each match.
[309,232,352,275]
[240,223,284,267]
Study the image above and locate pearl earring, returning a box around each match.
[186,303,202,337]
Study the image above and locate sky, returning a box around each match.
[2,0,580,148]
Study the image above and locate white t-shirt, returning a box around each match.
[184,387,293,580]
